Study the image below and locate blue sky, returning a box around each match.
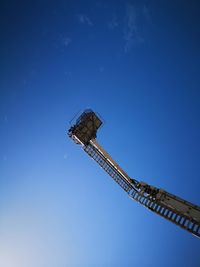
[0,1,200,266]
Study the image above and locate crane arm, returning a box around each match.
[68,109,200,238]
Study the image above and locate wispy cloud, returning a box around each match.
[108,15,119,30]
[78,14,93,26]
[124,3,150,52]
[143,4,151,23]
[62,37,72,47]
[124,4,141,52]
[59,35,72,48]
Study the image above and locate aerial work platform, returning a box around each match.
[68,109,200,238]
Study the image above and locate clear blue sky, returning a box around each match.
[0,1,200,266]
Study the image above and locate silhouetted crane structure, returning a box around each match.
[68,109,200,238]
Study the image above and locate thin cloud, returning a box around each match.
[108,15,119,30]
[58,35,72,50]
[124,3,150,52]
[62,37,72,47]
[78,14,93,26]
[143,4,151,23]
[124,4,141,52]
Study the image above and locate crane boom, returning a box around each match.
[68,109,200,238]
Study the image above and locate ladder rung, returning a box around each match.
[195,226,200,234]
[153,203,158,210]
[136,194,142,201]
[149,201,155,208]
[184,219,190,228]
[156,205,162,213]
[176,215,182,223]
[159,207,165,214]
[167,211,173,219]
[172,213,178,221]
[179,217,186,226]
[191,223,198,232]
[146,199,153,208]
[141,197,147,205]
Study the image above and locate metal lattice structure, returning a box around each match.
[68,109,200,238]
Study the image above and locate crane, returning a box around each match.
[68,109,200,238]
